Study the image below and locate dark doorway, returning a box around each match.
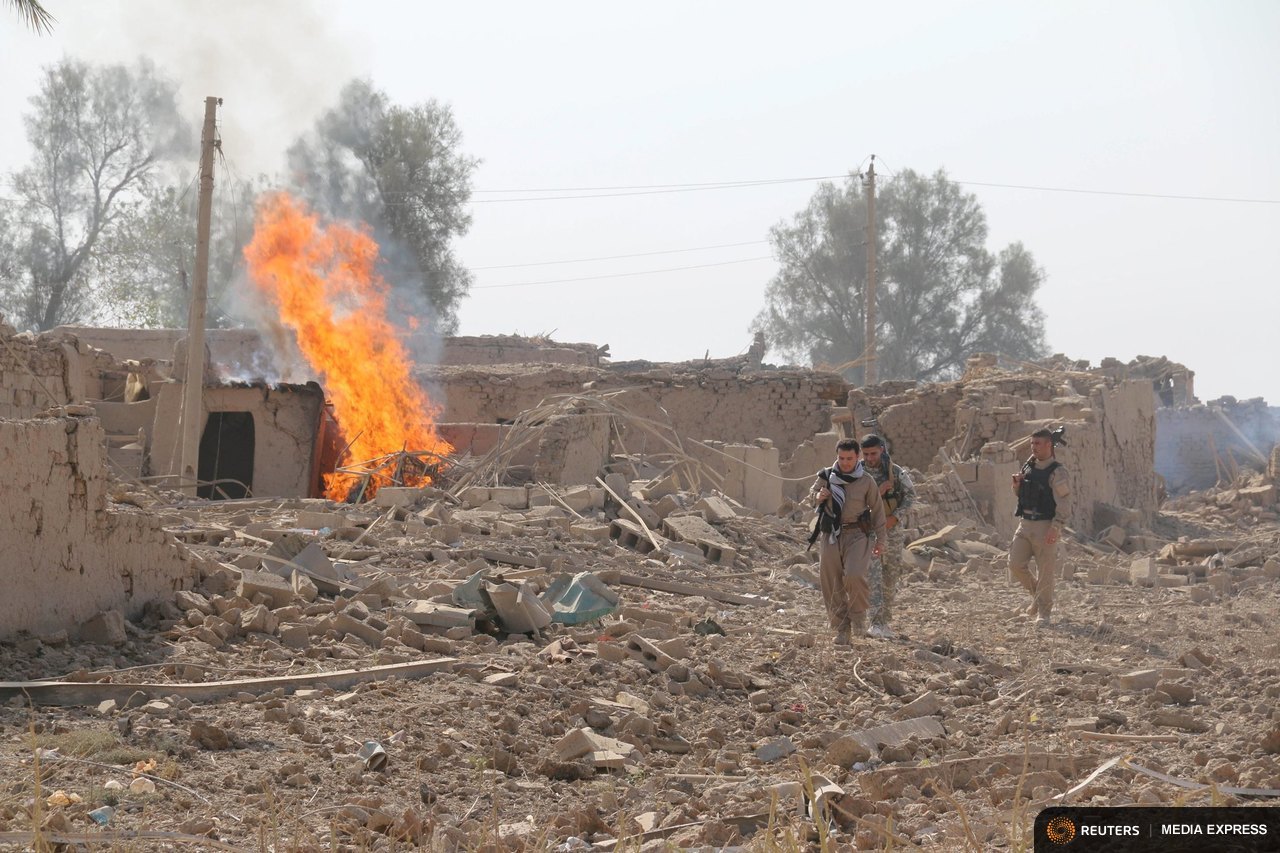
[198,411,255,499]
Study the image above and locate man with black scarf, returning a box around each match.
[809,438,887,645]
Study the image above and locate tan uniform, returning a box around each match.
[811,468,888,634]
[1008,460,1071,617]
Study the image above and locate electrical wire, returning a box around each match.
[471,239,769,270]
[471,255,774,290]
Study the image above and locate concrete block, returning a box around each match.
[625,635,677,672]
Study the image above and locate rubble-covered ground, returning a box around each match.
[0,469,1278,852]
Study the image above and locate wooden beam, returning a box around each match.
[0,657,456,707]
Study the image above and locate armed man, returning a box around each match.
[859,434,916,639]
[1009,427,1071,627]
[809,438,887,646]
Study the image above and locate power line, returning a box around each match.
[470,175,848,193]
[471,239,769,271]
[472,255,773,290]
[946,178,1279,205]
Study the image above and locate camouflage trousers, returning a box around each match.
[868,526,905,627]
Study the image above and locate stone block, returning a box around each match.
[596,641,628,663]
[570,522,612,542]
[823,735,872,767]
[397,601,476,630]
[278,624,310,650]
[487,582,552,634]
[238,569,296,609]
[333,612,385,647]
[554,727,634,761]
[695,496,738,523]
[1205,573,1233,595]
[79,610,127,645]
[1096,526,1127,548]
[296,511,344,530]
[488,487,529,510]
[1117,669,1161,691]
[755,736,797,763]
[1129,557,1158,587]
[893,691,942,720]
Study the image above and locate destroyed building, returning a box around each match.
[2,322,1278,640]
[2,317,1280,851]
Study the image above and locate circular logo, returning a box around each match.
[1045,815,1076,845]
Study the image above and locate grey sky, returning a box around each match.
[2,1,1277,403]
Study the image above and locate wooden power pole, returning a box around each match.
[178,96,221,495]
[863,156,878,386]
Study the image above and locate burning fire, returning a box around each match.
[244,192,452,500]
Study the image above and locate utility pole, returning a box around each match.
[863,155,878,386]
[178,96,221,496]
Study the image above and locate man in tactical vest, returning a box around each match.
[860,434,916,639]
[1009,427,1071,626]
[809,438,887,646]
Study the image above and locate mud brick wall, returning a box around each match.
[441,336,602,367]
[0,416,192,638]
[957,379,1157,538]
[873,385,966,471]
[0,328,76,418]
[427,364,845,466]
[1156,399,1279,493]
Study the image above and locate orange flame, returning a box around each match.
[243,192,452,500]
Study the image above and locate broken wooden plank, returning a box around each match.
[1078,731,1181,744]
[615,573,769,607]
[858,752,1088,800]
[0,658,457,707]
[595,476,662,551]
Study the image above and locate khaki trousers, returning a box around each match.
[1009,519,1057,616]
[869,526,905,626]
[819,529,873,632]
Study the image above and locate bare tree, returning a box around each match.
[0,58,189,329]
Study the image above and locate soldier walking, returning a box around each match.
[860,434,916,639]
[809,438,887,645]
[1009,428,1071,626]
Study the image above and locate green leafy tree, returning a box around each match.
[0,57,189,330]
[87,175,262,329]
[286,79,479,334]
[752,168,1047,384]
